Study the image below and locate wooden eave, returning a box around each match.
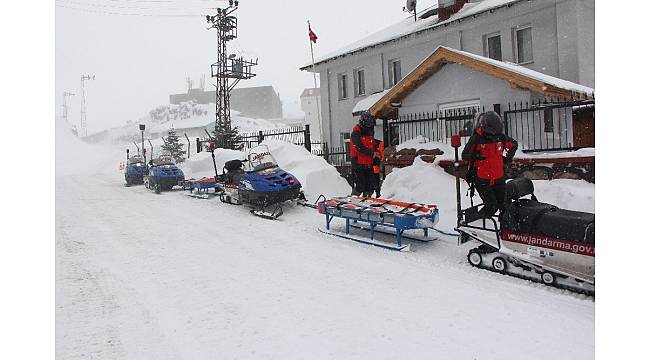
[368,47,593,119]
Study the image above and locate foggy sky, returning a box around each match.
[56,0,428,135]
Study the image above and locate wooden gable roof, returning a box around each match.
[368,46,594,119]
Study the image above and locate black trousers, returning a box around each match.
[353,166,374,196]
[371,172,381,197]
[475,177,506,217]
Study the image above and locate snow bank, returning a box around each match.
[179,148,245,179]
[56,119,116,176]
[262,140,351,200]
[382,156,471,231]
[381,156,595,232]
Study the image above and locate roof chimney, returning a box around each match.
[438,0,469,22]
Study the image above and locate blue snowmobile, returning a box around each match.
[144,155,185,194]
[124,150,147,186]
[217,145,303,219]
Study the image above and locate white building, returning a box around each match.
[300,0,595,148]
[300,88,322,142]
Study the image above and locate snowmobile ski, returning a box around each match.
[250,205,283,220]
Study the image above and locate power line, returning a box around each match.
[55,4,207,17]
[56,0,218,12]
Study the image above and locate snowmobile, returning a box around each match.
[450,137,595,295]
[216,145,303,219]
[124,150,146,186]
[144,155,185,194]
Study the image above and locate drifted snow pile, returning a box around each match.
[180,148,245,179]
[56,119,115,176]
[381,156,595,232]
[262,139,351,200]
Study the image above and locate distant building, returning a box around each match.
[300,88,322,142]
[170,85,283,120]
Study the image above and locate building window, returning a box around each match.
[483,32,502,61]
[341,132,351,161]
[438,100,481,139]
[337,73,348,100]
[353,68,366,97]
[388,59,402,87]
[513,26,533,64]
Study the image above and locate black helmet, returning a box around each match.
[477,111,503,135]
[359,111,376,128]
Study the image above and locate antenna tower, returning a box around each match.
[80,74,95,137]
[62,91,75,124]
[206,0,257,149]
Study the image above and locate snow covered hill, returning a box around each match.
[56,133,595,359]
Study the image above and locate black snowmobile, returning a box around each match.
[450,136,595,295]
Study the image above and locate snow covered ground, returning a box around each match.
[56,122,595,359]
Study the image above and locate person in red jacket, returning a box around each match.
[350,111,378,196]
[462,111,518,220]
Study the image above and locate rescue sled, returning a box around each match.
[317,196,439,251]
[181,177,219,199]
[449,136,595,295]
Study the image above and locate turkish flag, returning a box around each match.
[308,24,318,43]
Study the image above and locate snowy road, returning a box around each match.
[56,166,594,359]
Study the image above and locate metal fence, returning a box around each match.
[503,99,594,152]
[386,99,595,153]
[386,106,483,148]
[237,124,312,151]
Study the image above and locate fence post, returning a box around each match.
[304,124,311,152]
[323,142,329,162]
[382,118,389,147]
[503,112,509,136]
[184,133,191,159]
[196,137,202,153]
[258,130,264,145]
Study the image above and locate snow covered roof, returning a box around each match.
[300,0,525,70]
[300,88,321,98]
[368,46,594,118]
[352,89,391,115]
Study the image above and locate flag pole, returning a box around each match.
[308,20,324,148]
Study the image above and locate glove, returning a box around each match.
[472,153,485,161]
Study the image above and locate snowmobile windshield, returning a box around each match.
[128,156,144,165]
[152,157,175,166]
[248,151,278,172]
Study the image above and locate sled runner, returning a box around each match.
[317,196,439,251]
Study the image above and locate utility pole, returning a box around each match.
[62,91,75,124]
[80,74,95,137]
[206,0,257,149]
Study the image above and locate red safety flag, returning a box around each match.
[308,24,318,43]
